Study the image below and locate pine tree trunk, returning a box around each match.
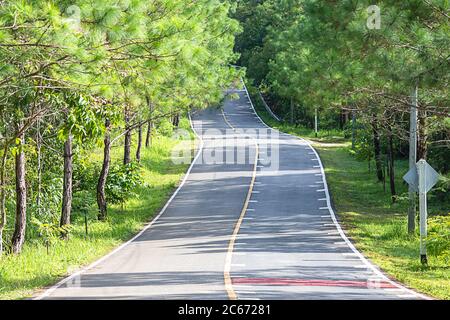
[417,108,428,160]
[124,129,132,165]
[36,121,42,217]
[145,97,153,148]
[345,110,349,124]
[123,109,132,165]
[97,119,111,221]
[0,228,3,256]
[0,145,8,256]
[290,97,294,124]
[60,134,73,234]
[372,115,384,182]
[172,114,180,127]
[136,124,142,163]
[11,132,27,254]
[387,129,396,202]
[145,120,152,148]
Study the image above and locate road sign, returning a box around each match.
[417,160,440,193]
[416,159,441,265]
[403,167,419,192]
[403,159,440,194]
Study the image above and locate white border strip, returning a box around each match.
[241,78,431,300]
[35,113,204,300]
[258,91,280,121]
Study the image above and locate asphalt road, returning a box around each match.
[37,87,426,300]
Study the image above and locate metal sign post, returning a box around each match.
[314,107,318,138]
[417,160,428,264]
[351,111,356,150]
[403,159,440,265]
[408,83,418,234]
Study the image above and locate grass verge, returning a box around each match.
[0,118,196,300]
[248,85,449,299]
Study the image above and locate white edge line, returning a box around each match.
[35,112,204,300]
[241,78,431,300]
[398,294,419,298]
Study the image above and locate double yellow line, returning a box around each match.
[221,108,259,300]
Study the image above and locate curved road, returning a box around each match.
[37,86,425,300]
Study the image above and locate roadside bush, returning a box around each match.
[428,216,450,262]
[430,176,450,203]
[72,190,96,217]
[156,119,174,137]
[73,157,99,193]
[31,217,71,254]
[106,162,143,207]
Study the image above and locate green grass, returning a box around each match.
[318,145,449,299]
[249,86,450,299]
[0,118,196,300]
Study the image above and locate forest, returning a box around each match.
[0,0,448,299]
[233,0,449,218]
[232,0,449,298]
[0,0,240,256]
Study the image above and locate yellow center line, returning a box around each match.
[221,108,236,131]
[221,108,259,300]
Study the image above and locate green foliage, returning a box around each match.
[59,94,104,145]
[351,127,375,163]
[436,175,450,197]
[0,0,240,256]
[156,119,175,137]
[73,156,99,193]
[428,216,450,261]
[0,131,193,299]
[31,217,71,252]
[234,0,449,173]
[72,190,96,215]
[106,162,144,206]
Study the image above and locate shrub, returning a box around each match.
[31,217,71,254]
[428,216,450,262]
[105,162,143,207]
[156,119,174,137]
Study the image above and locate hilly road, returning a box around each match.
[36,86,426,300]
